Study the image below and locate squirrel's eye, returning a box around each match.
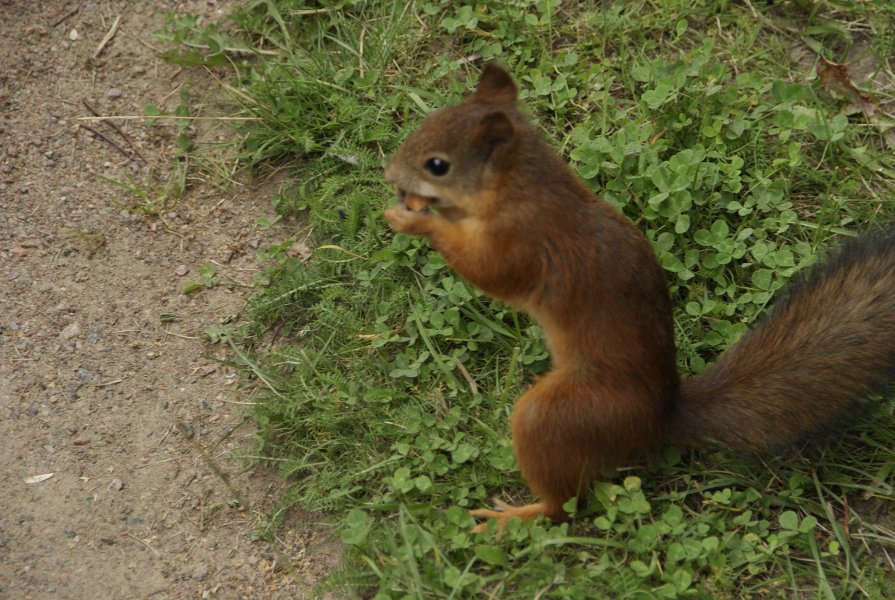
[424,157,450,176]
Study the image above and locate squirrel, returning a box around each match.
[383,63,895,532]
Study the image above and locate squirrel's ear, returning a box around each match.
[474,111,515,151]
[474,63,518,104]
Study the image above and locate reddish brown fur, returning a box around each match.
[384,63,895,530]
[672,229,895,452]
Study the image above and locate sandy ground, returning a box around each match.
[0,1,340,598]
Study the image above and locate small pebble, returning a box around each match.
[107,88,122,99]
[60,322,81,340]
[191,564,209,581]
[107,479,124,492]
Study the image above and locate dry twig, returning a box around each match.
[78,123,133,161]
[81,99,150,164]
[52,6,80,28]
[94,14,121,59]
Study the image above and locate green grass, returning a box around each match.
[157,0,895,597]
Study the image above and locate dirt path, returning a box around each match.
[0,2,339,598]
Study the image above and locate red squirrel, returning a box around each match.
[384,63,895,531]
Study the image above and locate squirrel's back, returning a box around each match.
[672,228,895,452]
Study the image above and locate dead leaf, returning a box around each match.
[817,58,895,148]
[817,58,878,116]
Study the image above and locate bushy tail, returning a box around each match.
[670,228,895,452]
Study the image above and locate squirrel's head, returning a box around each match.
[385,63,522,219]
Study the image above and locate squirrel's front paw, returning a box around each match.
[385,202,430,235]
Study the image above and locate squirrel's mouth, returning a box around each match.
[396,188,441,212]
[393,187,465,222]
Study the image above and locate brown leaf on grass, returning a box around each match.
[817,58,878,116]
[816,57,895,148]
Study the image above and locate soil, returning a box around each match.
[0,1,340,598]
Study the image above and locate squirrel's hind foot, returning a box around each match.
[470,498,559,533]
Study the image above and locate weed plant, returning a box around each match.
[158,0,895,597]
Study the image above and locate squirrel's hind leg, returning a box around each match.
[471,369,647,533]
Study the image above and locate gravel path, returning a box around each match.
[0,2,339,598]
